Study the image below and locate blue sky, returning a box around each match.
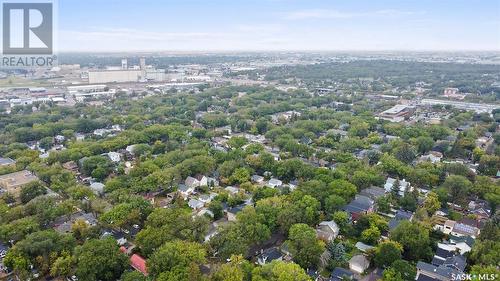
[58,0,500,52]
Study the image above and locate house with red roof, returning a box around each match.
[130,254,148,276]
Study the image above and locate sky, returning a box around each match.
[57,0,500,52]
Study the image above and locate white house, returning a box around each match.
[384,177,412,196]
[268,178,283,188]
[107,152,122,163]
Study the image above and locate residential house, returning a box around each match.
[0,157,15,167]
[198,193,217,204]
[384,177,412,196]
[54,212,97,234]
[343,195,375,221]
[447,235,474,254]
[130,254,148,276]
[451,222,480,239]
[388,210,414,231]
[433,217,456,235]
[62,161,79,172]
[418,151,443,164]
[251,175,265,184]
[355,242,375,253]
[188,199,205,210]
[196,208,214,218]
[185,176,200,189]
[360,186,386,201]
[268,178,283,188]
[226,205,244,221]
[178,184,194,199]
[416,261,463,281]
[349,255,369,274]
[467,200,491,221]
[197,175,218,187]
[316,221,340,242]
[432,244,466,268]
[204,218,229,242]
[330,268,354,281]
[224,186,239,195]
[106,151,122,163]
[256,247,283,265]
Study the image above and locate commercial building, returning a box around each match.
[378,105,414,122]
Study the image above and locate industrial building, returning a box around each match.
[87,57,167,84]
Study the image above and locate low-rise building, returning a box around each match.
[0,170,38,197]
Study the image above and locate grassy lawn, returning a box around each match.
[0,76,50,87]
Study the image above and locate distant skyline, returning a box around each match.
[58,0,500,52]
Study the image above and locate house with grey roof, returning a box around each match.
[0,157,15,166]
[188,198,204,210]
[416,261,463,281]
[389,210,414,231]
[316,220,339,242]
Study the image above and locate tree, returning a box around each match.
[373,241,403,268]
[236,206,271,245]
[469,240,500,266]
[390,260,416,281]
[391,178,400,197]
[381,268,404,281]
[50,251,73,278]
[393,143,416,164]
[74,238,128,281]
[469,265,500,281]
[423,191,441,215]
[231,168,251,184]
[361,226,381,245]
[441,175,472,205]
[148,240,206,278]
[19,181,47,203]
[285,223,325,269]
[121,271,147,281]
[227,137,248,149]
[377,196,392,214]
[211,262,245,281]
[208,200,224,220]
[390,221,432,261]
[251,260,311,281]
[415,136,434,154]
[136,207,208,256]
[478,155,500,176]
[324,195,346,214]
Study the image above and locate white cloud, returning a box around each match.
[283,8,423,20]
